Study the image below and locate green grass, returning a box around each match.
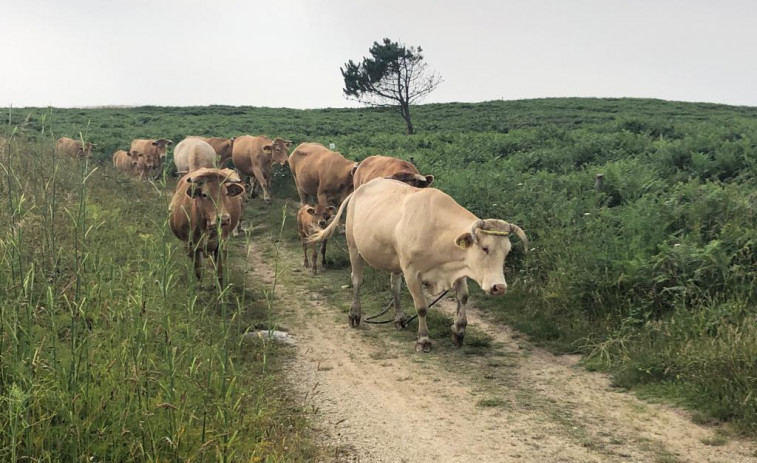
[0,135,323,461]
[3,96,757,435]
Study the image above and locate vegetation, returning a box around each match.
[341,38,442,134]
[2,96,756,446]
[0,133,322,460]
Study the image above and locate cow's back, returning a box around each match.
[289,143,355,197]
[56,137,78,156]
[174,138,216,173]
[352,156,416,187]
[347,179,475,274]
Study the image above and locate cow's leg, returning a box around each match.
[311,243,318,274]
[319,238,328,270]
[348,247,364,328]
[404,274,431,352]
[251,165,270,203]
[391,273,408,329]
[213,247,224,285]
[450,278,469,347]
[296,186,308,207]
[262,168,273,203]
[193,248,203,280]
[302,238,310,269]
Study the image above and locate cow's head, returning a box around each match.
[267,138,292,165]
[185,169,245,233]
[454,219,528,296]
[151,139,173,158]
[81,142,95,158]
[307,204,337,230]
[127,150,140,168]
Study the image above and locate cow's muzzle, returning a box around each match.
[488,284,507,296]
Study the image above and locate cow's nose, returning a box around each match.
[490,284,507,295]
[219,213,231,225]
[319,221,327,228]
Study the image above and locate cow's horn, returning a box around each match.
[470,219,485,243]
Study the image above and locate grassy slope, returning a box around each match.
[0,137,323,461]
[3,96,757,433]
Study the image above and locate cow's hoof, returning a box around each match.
[394,316,409,330]
[349,313,361,328]
[451,331,465,347]
[415,340,432,353]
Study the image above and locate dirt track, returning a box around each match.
[246,240,757,463]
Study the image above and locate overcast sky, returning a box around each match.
[3,0,757,108]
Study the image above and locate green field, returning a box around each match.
[2,97,757,459]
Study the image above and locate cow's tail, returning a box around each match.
[305,192,354,244]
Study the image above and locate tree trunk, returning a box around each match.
[400,103,414,135]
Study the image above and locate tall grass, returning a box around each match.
[0,133,320,460]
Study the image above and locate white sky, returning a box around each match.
[3,0,757,108]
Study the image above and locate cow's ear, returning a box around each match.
[306,206,316,216]
[186,184,203,198]
[152,141,159,146]
[327,206,336,214]
[166,140,173,145]
[263,144,273,153]
[423,175,434,187]
[455,232,474,249]
[225,183,244,197]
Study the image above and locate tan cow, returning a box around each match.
[353,155,434,189]
[129,138,172,179]
[297,204,336,274]
[169,168,244,282]
[308,178,527,352]
[56,137,95,158]
[288,143,358,209]
[231,135,291,203]
[188,136,236,166]
[112,150,143,175]
[174,138,217,174]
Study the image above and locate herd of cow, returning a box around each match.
[56,134,528,352]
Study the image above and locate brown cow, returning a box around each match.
[112,150,143,175]
[129,138,172,178]
[231,135,291,203]
[56,137,95,158]
[297,204,336,274]
[288,143,358,209]
[353,155,434,189]
[174,138,217,174]
[168,168,245,282]
[188,136,236,166]
[308,178,528,352]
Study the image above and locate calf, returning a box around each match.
[297,204,336,274]
[169,168,244,282]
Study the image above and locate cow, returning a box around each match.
[168,168,245,283]
[231,135,291,203]
[129,138,172,179]
[308,178,528,352]
[353,155,434,189]
[297,204,336,274]
[174,137,217,174]
[188,136,236,167]
[56,137,95,158]
[112,150,143,175]
[288,142,358,209]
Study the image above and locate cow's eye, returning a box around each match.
[482,246,490,254]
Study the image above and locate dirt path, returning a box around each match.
[246,241,757,463]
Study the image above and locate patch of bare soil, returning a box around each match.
[246,243,757,463]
